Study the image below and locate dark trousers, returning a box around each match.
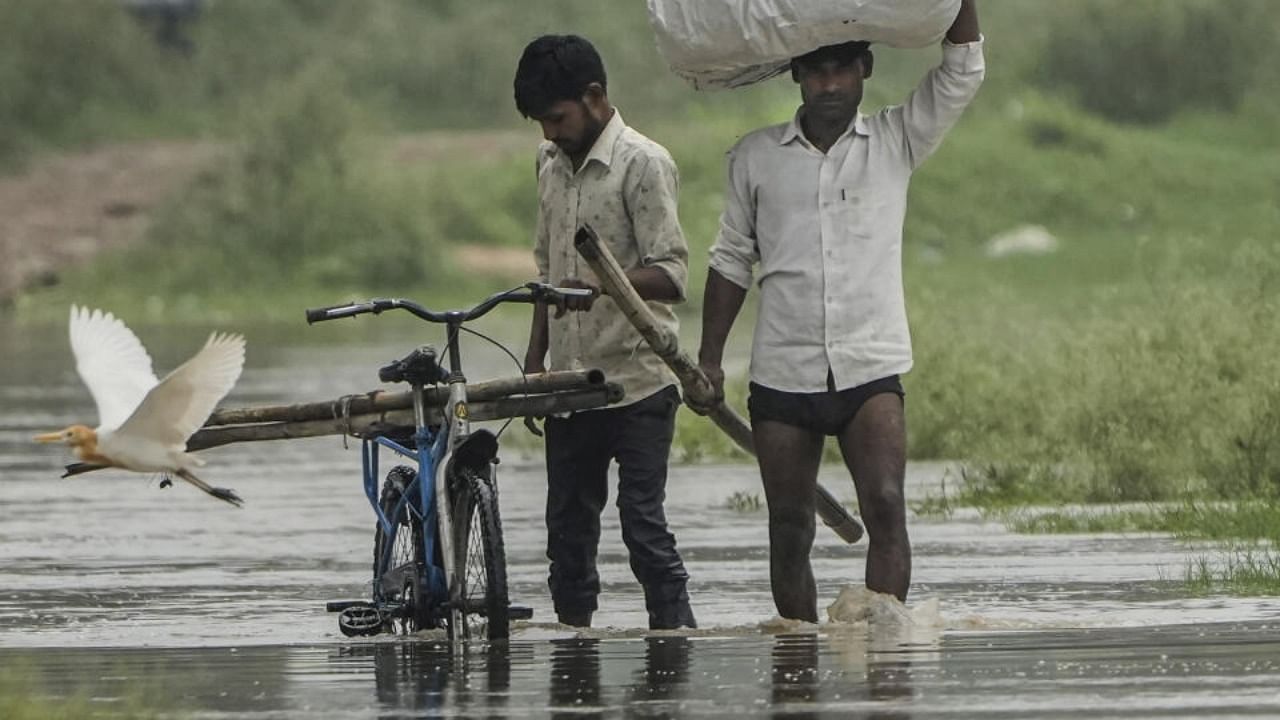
[544,385,695,629]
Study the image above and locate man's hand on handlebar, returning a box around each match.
[551,278,601,319]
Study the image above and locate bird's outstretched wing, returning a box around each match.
[114,332,246,447]
[70,306,159,430]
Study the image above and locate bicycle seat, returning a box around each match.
[379,345,448,385]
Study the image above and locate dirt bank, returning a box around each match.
[0,140,223,305]
[0,132,536,306]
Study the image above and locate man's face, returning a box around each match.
[533,92,607,158]
[794,56,867,126]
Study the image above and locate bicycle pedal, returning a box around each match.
[509,603,534,621]
[326,599,374,613]
[337,606,384,637]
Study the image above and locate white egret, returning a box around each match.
[34,305,246,506]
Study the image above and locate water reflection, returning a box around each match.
[548,638,602,717]
[6,624,1280,718]
[336,643,451,716]
[770,630,917,720]
[626,636,692,710]
[454,644,516,720]
[322,636,702,718]
[865,658,914,720]
[332,641,520,718]
[771,633,821,717]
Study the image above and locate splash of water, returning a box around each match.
[825,585,942,628]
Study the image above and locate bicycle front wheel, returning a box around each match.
[449,466,510,641]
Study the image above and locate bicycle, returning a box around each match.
[308,282,592,643]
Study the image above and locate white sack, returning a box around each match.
[647,0,961,90]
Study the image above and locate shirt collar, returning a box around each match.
[578,109,626,171]
[779,108,870,146]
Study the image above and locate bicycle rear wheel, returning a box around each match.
[449,466,510,641]
[372,466,433,634]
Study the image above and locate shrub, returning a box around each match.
[138,66,438,295]
[0,0,169,162]
[1036,0,1275,124]
[920,240,1280,506]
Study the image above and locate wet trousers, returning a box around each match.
[544,385,696,629]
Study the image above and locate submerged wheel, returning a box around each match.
[449,466,510,641]
[372,466,433,634]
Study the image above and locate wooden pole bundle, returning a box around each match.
[204,369,607,427]
[574,225,865,544]
[187,382,622,452]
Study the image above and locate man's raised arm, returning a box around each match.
[947,0,980,45]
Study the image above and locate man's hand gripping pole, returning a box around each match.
[573,225,864,544]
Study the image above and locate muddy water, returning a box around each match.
[3,316,1280,717]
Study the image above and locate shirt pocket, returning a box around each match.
[830,192,888,266]
[834,190,885,231]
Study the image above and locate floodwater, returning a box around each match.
[3,315,1280,718]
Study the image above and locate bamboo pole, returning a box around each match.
[204,369,606,427]
[574,225,864,544]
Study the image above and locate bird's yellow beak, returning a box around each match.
[33,431,65,444]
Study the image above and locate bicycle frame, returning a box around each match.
[362,323,472,618]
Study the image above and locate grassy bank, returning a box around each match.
[988,502,1280,593]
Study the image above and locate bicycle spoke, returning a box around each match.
[371,466,430,635]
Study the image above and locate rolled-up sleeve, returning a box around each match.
[626,151,689,302]
[893,36,986,169]
[708,147,759,289]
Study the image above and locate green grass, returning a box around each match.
[1160,502,1280,544]
[996,502,1280,594]
[726,491,764,513]
[1185,547,1280,596]
[1004,502,1280,543]
[1004,507,1169,535]
[0,665,167,720]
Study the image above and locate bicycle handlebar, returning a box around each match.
[305,283,593,325]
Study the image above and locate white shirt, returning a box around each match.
[534,111,689,407]
[708,38,985,393]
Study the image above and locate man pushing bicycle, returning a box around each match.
[514,34,697,631]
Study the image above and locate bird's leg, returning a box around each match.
[159,475,173,489]
[175,468,244,507]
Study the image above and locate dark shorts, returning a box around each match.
[748,374,904,436]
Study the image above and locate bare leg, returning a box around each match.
[836,393,909,600]
[754,419,825,622]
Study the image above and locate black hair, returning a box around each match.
[792,40,872,69]
[513,34,607,118]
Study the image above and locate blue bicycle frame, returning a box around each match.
[362,362,474,620]
[363,423,450,602]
